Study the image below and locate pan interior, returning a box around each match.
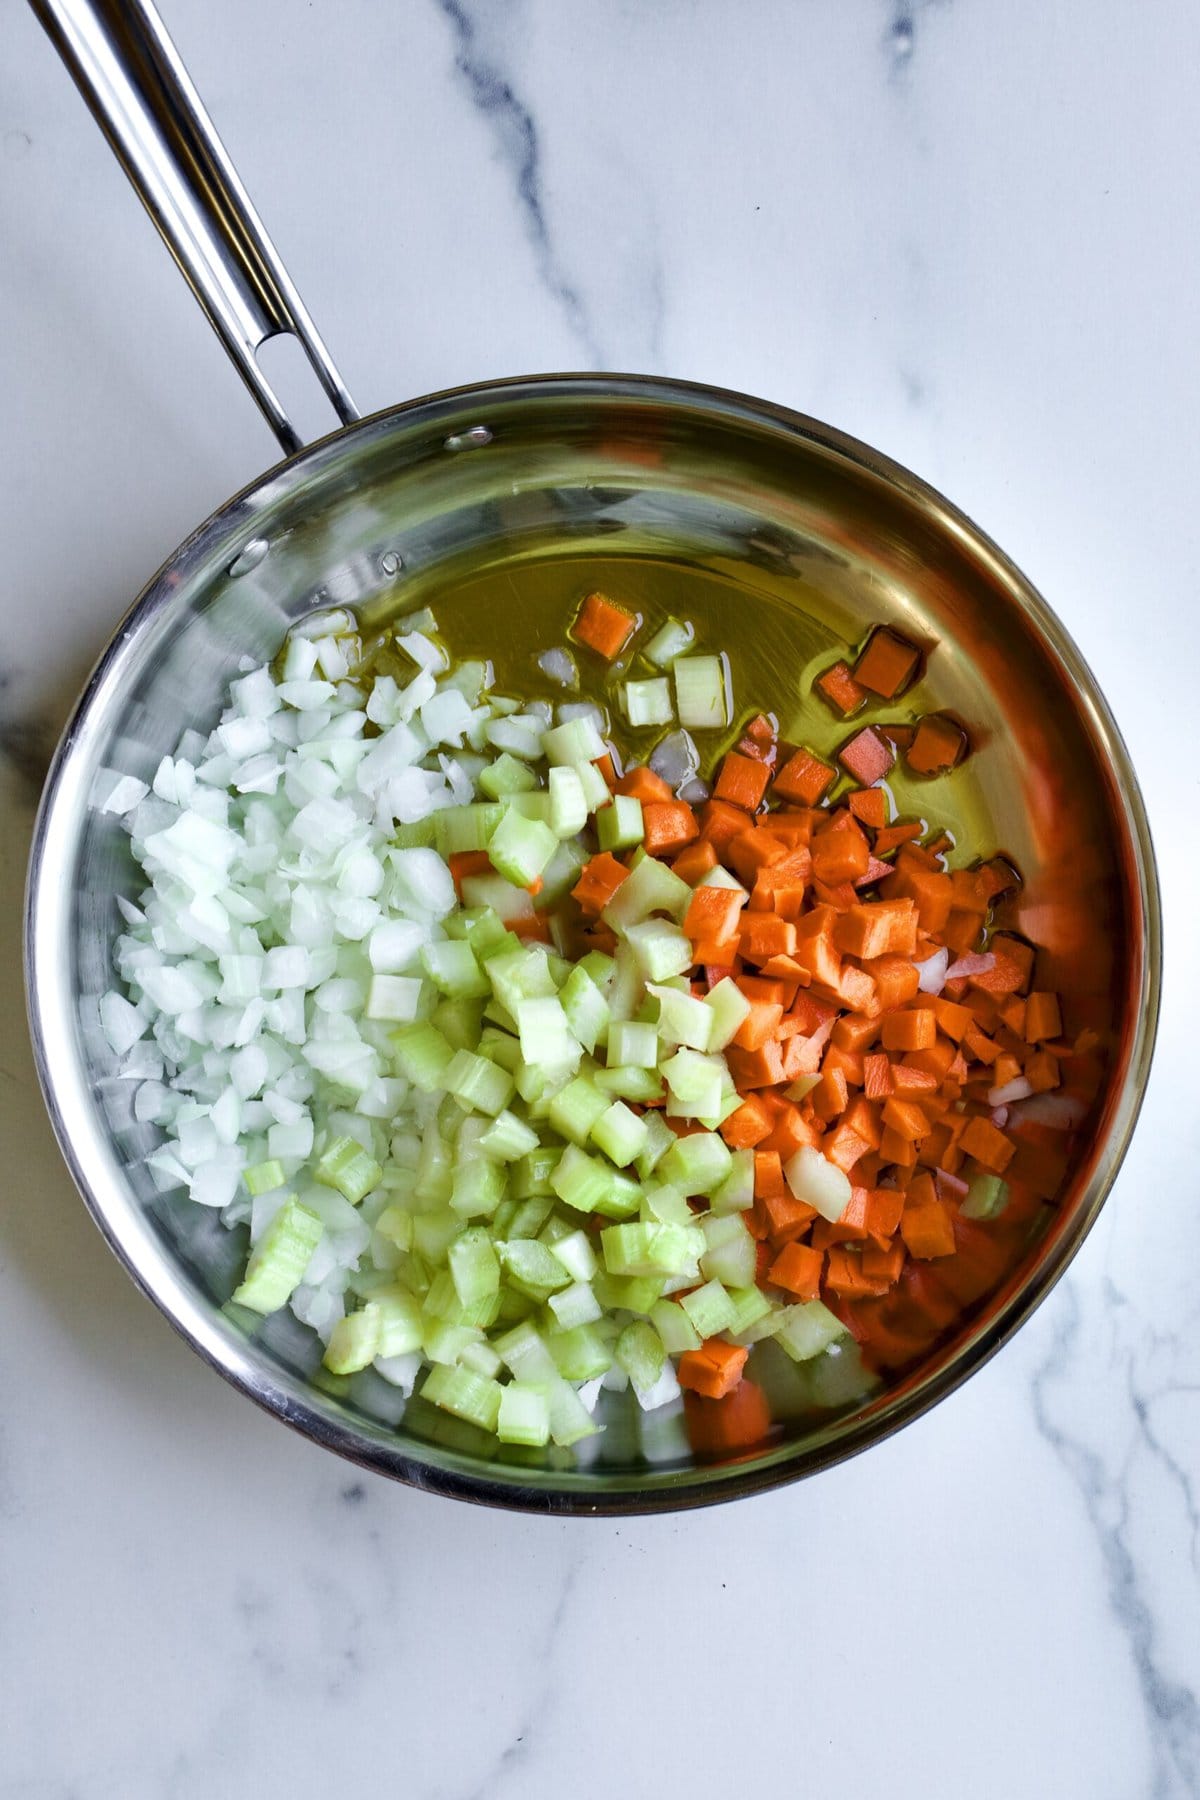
[29,378,1153,1509]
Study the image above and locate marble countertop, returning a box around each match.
[3,2,1197,1794]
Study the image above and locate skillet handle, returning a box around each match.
[30,0,359,455]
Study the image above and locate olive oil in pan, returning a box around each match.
[362,546,1000,869]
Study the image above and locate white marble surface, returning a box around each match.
[2,0,1198,1794]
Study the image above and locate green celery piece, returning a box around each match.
[542,1377,600,1447]
[547,1074,610,1147]
[548,765,588,838]
[560,965,609,1054]
[391,1021,455,1092]
[615,1319,666,1389]
[496,1382,552,1447]
[703,976,752,1051]
[642,616,695,667]
[647,982,714,1051]
[650,1296,703,1353]
[542,715,606,766]
[488,808,558,887]
[507,1193,556,1239]
[726,1284,772,1337]
[315,1136,384,1205]
[232,1197,323,1315]
[421,1364,503,1432]
[323,1302,383,1375]
[577,948,616,992]
[607,1019,658,1068]
[961,1173,1010,1219]
[501,1237,573,1298]
[709,1146,755,1213]
[421,1318,485,1367]
[679,1279,736,1338]
[493,1319,559,1380]
[546,1279,603,1330]
[444,1047,515,1117]
[479,1108,540,1162]
[373,1287,425,1355]
[673,654,729,730]
[593,1065,664,1103]
[774,1300,846,1362]
[432,996,486,1050]
[421,939,491,1000]
[479,753,539,799]
[601,1221,705,1278]
[641,1181,692,1225]
[548,1323,612,1381]
[590,1100,649,1168]
[244,1159,286,1197]
[512,1145,561,1199]
[547,1227,598,1282]
[636,1110,676,1180]
[434,802,505,857]
[448,1226,502,1308]
[699,1213,757,1287]
[596,794,644,852]
[450,1156,507,1219]
[625,919,693,982]
[659,1128,733,1196]
[602,855,691,930]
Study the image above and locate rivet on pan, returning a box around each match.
[444,425,493,452]
[378,549,403,577]
[227,537,270,577]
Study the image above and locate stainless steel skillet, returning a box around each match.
[24,0,1159,1512]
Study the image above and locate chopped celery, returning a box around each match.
[542,715,606,766]
[647,981,714,1051]
[548,765,588,837]
[643,617,695,667]
[478,1108,540,1161]
[507,1193,555,1238]
[602,855,691,929]
[574,757,611,813]
[391,1019,456,1092]
[512,1145,560,1198]
[699,1212,757,1287]
[316,1135,383,1204]
[548,1227,598,1282]
[548,1323,612,1380]
[673,654,729,729]
[421,939,491,999]
[547,1280,603,1330]
[679,1279,736,1337]
[496,1381,551,1447]
[559,965,609,1054]
[244,1158,286,1197]
[625,919,692,981]
[659,1128,733,1196]
[422,1319,485,1366]
[488,808,558,887]
[593,1065,665,1103]
[961,1173,1010,1219]
[500,1238,573,1297]
[486,943,557,1015]
[773,1300,846,1363]
[458,1339,503,1380]
[432,996,485,1050]
[479,753,538,799]
[615,1319,666,1389]
[450,1156,506,1218]
[366,973,425,1023]
[596,795,644,852]
[547,1074,610,1146]
[704,976,752,1051]
[784,1145,852,1222]
[622,677,673,728]
[552,1143,624,1215]
[421,1364,503,1432]
[606,1019,658,1068]
[434,802,505,856]
[591,1099,649,1167]
[443,1048,515,1117]
[514,996,579,1072]
[660,1049,725,1123]
[375,1204,415,1252]
[232,1197,323,1314]
[493,1319,558,1380]
[323,1302,383,1374]
[726,1283,773,1336]
[651,1296,702,1353]
[636,1110,676,1179]
[542,1376,600,1446]
[641,1181,693,1225]
[374,1287,425,1355]
[593,1270,665,1315]
[601,1221,705,1278]
[446,1226,501,1309]
[709,1146,755,1213]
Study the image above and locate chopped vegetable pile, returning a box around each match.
[96,588,1104,1456]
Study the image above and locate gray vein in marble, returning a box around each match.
[1031,1282,1200,1798]
[433,0,605,366]
[884,0,949,76]
[457,1557,582,1800]
[0,705,57,802]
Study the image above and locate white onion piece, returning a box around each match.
[945,951,996,980]
[990,1105,1009,1129]
[915,947,950,995]
[935,1168,969,1201]
[1015,1091,1089,1131]
[987,1075,1034,1107]
[537,648,579,689]
[649,729,699,793]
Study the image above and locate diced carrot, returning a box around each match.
[740,974,789,1006]
[880,1009,936,1053]
[726,830,787,886]
[769,1241,824,1300]
[714,750,771,811]
[448,849,492,895]
[978,856,1022,901]
[907,712,968,775]
[969,934,1035,996]
[839,727,895,787]
[931,996,972,1041]
[833,898,918,960]
[733,1000,785,1051]
[753,1150,787,1198]
[571,851,630,915]
[862,954,920,1012]
[855,856,895,890]
[698,799,752,855]
[512,913,552,942]
[824,1246,888,1297]
[863,1053,894,1100]
[594,752,619,791]
[684,884,747,945]
[761,1186,818,1242]
[864,1187,906,1237]
[815,660,868,716]
[861,1239,906,1286]
[672,839,718,884]
[900,1195,956,1259]
[726,1040,787,1089]
[615,764,673,803]
[790,907,841,989]
[810,814,871,884]
[677,1339,748,1399]
[692,936,741,967]
[682,1378,772,1454]
[959,1115,1016,1173]
[572,590,637,660]
[872,821,923,855]
[823,1120,873,1175]
[737,713,778,759]
[773,748,836,806]
[881,1096,932,1142]
[854,626,921,698]
[812,1066,850,1122]
[720,1094,774,1148]
[848,787,888,829]
[760,812,816,846]
[1024,991,1063,1042]
[882,865,953,934]
[822,1043,864,1088]
[879,1128,918,1167]
[642,801,699,855]
[891,1064,937,1096]
[1025,1048,1061,1092]
[737,914,797,961]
